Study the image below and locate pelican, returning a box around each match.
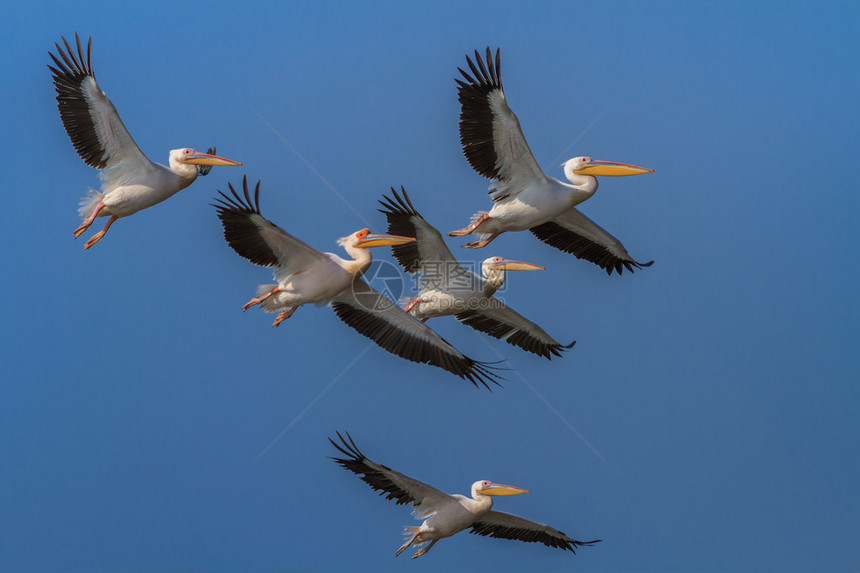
[48,33,242,249]
[379,188,575,359]
[449,47,655,275]
[214,177,501,388]
[330,432,600,558]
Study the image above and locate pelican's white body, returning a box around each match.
[403,482,496,550]
[258,253,360,313]
[79,152,201,221]
[409,260,507,319]
[473,163,597,238]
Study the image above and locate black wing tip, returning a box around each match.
[457,47,503,180]
[329,431,365,462]
[567,538,602,553]
[467,359,506,390]
[48,32,94,79]
[543,339,577,360]
[377,185,421,220]
[459,46,502,89]
[606,258,655,276]
[455,310,572,361]
[197,146,217,176]
[377,187,426,274]
[330,300,504,389]
[212,175,261,215]
[529,222,653,276]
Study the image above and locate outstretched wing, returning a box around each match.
[457,47,547,202]
[329,432,452,518]
[213,176,325,281]
[530,207,654,275]
[48,33,152,187]
[330,280,502,389]
[378,187,467,289]
[455,304,575,360]
[470,510,601,553]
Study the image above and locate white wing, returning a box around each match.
[330,280,501,388]
[48,34,153,191]
[378,187,470,290]
[530,207,654,275]
[470,510,601,553]
[457,47,548,202]
[213,176,327,282]
[455,303,575,359]
[330,432,453,519]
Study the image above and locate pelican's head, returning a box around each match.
[563,156,653,180]
[339,228,416,249]
[481,256,544,285]
[172,148,243,169]
[473,480,530,498]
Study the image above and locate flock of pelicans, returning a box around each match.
[50,33,654,559]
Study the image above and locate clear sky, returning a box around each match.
[1,1,858,571]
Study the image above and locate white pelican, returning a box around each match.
[214,177,502,388]
[330,432,600,558]
[48,33,242,249]
[379,188,575,359]
[449,47,655,275]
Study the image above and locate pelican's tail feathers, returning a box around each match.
[77,188,104,221]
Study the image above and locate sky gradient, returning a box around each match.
[2,1,858,571]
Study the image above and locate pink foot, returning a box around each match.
[243,286,280,311]
[461,233,500,249]
[272,307,297,327]
[74,202,107,238]
[448,213,490,237]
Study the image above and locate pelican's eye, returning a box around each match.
[184,149,192,155]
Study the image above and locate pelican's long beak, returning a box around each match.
[481,483,530,496]
[182,151,243,167]
[490,259,545,272]
[573,159,653,177]
[355,234,416,249]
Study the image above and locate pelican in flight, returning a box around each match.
[449,47,655,275]
[379,188,575,359]
[214,177,501,388]
[330,432,600,558]
[48,33,242,249]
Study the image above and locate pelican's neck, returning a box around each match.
[469,486,495,513]
[562,165,599,201]
[481,267,505,297]
[167,156,201,188]
[340,244,373,276]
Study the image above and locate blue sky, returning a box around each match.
[1,1,858,571]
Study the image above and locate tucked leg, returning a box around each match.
[73,202,106,238]
[396,530,421,557]
[402,296,423,314]
[83,215,118,250]
[243,286,281,312]
[461,233,501,249]
[271,307,297,327]
[448,212,490,237]
[411,539,438,559]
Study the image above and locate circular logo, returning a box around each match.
[351,260,407,311]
